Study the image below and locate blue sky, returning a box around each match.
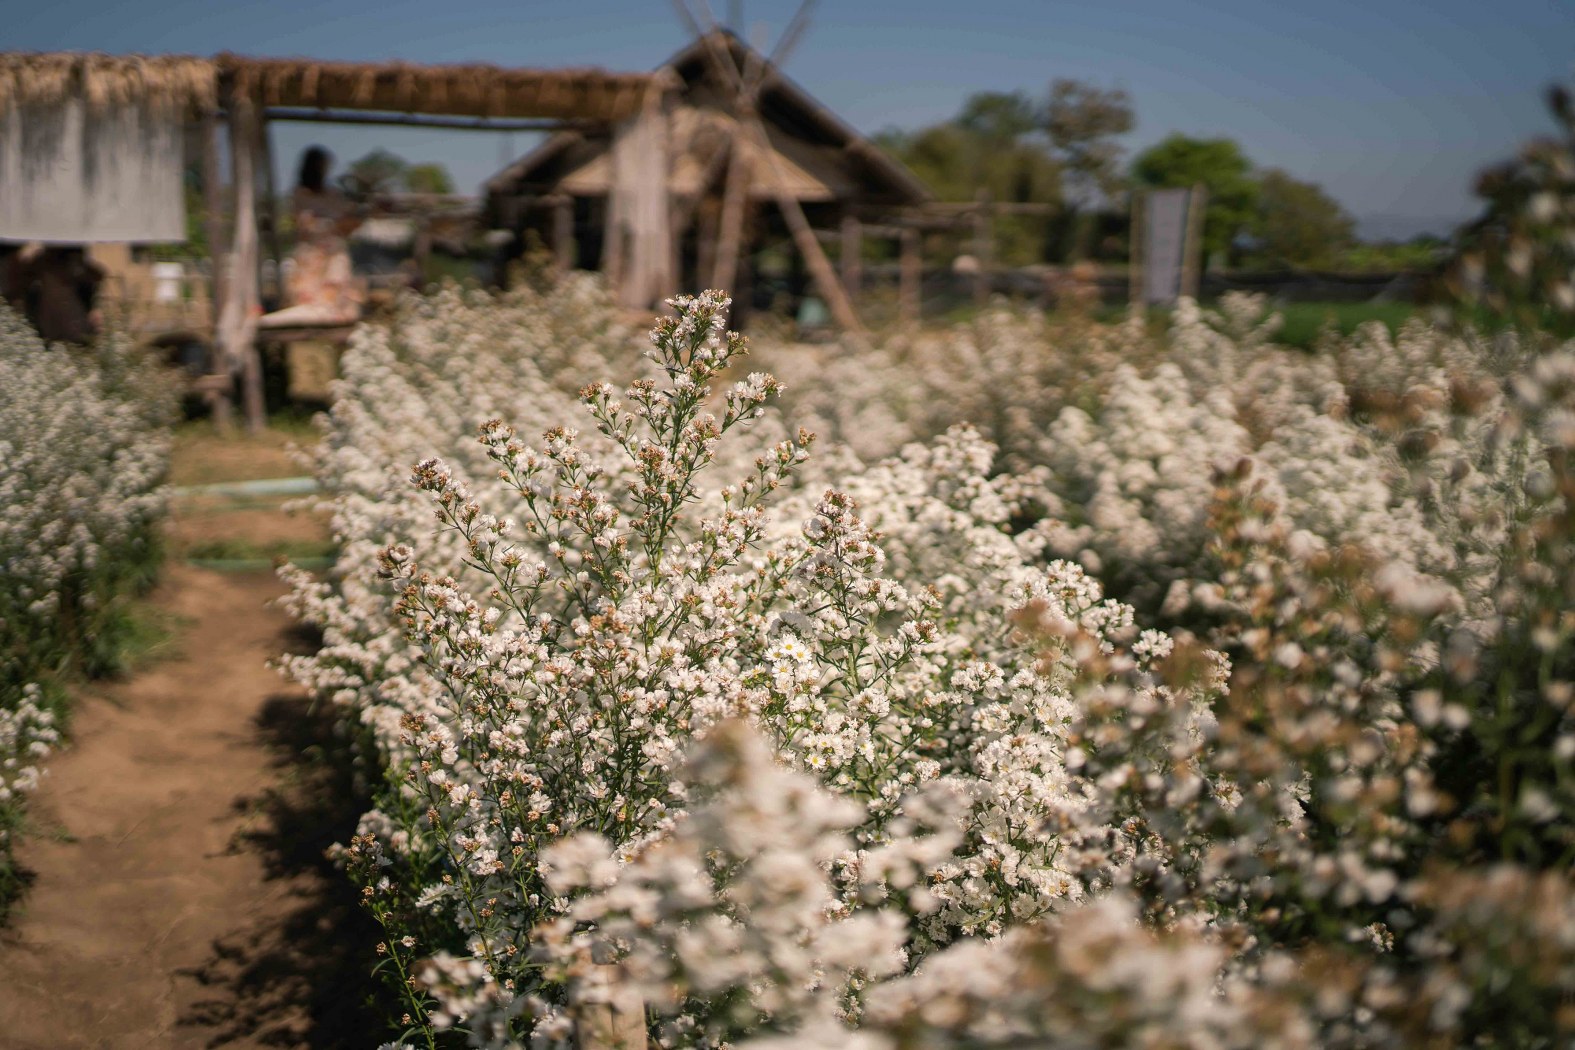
[5,0,1571,238]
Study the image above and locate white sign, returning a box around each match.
[1142,187,1196,305]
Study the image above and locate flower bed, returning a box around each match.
[288,283,1575,1049]
[0,310,173,913]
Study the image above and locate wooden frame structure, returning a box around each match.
[1,50,667,431]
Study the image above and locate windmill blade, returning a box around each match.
[766,0,818,73]
[673,0,748,97]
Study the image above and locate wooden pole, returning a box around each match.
[972,190,992,307]
[257,115,284,304]
[695,199,719,294]
[1129,190,1143,311]
[223,91,267,433]
[840,212,862,302]
[710,134,749,292]
[553,195,575,272]
[200,107,233,430]
[1181,182,1208,300]
[899,227,921,327]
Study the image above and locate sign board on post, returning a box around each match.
[1137,185,1207,306]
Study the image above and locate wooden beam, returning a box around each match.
[263,107,595,132]
[200,107,233,431]
[925,200,1058,217]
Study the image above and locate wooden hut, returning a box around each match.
[484,31,931,322]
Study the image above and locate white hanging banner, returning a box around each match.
[0,97,187,244]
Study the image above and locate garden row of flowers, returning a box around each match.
[0,309,172,914]
[285,276,1575,1049]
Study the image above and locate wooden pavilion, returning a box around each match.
[484,31,932,326]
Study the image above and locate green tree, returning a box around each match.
[1132,134,1258,265]
[1044,79,1134,206]
[405,163,456,195]
[956,90,1039,143]
[1043,79,1134,259]
[1451,82,1575,337]
[877,93,1061,266]
[344,148,409,196]
[1250,169,1355,269]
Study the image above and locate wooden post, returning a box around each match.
[553,195,575,273]
[695,199,719,295]
[1180,182,1208,300]
[710,134,749,292]
[899,227,921,327]
[1128,191,1143,312]
[200,107,233,430]
[972,190,992,307]
[221,91,267,433]
[840,213,862,302]
[257,115,283,304]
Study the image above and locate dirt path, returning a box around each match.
[0,564,377,1049]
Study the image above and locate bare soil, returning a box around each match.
[0,429,379,1049]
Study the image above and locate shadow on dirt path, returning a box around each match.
[0,567,381,1050]
[178,688,383,1049]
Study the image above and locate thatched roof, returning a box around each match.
[218,55,660,122]
[487,31,931,208]
[0,51,660,123]
[0,52,215,116]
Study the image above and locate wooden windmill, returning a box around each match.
[671,0,868,338]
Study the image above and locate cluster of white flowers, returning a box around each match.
[0,308,171,908]
[289,287,1223,1047]
[295,279,1575,1049]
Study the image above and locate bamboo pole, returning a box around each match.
[200,107,233,430]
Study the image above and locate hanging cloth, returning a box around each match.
[0,96,186,244]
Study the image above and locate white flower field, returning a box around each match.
[253,277,1575,1049]
[0,311,171,909]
